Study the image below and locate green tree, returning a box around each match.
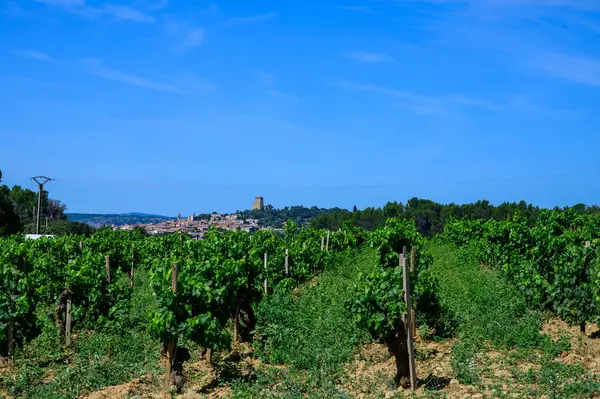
[43,219,95,236]
[312,198,543,236]
[0,170,22,236]
[9,185,38,225]
[132,225,148,236]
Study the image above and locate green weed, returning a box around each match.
[1,270,161,399]
[428,243,571,384]
[251,250,374,389]
[522,359,600,398]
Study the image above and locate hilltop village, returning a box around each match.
[115,197,269,239]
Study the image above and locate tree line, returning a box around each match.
[310,198,600,237]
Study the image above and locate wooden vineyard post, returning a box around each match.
[402,246,407,258]
[65,259,73,346]
[130,246,135,287]
[410,247,416,335]
[303,242,306,250]
[65,296,72,346]
[7,319,14,368]
[166,262,178,382]
[264,253,268,294]
[105,255,111,283]
[79,240,83,250]
[326,231,330,251]
[7,296,14,368]
[321,236,324,251]
[206,348,213,366]
[233,306,239,343]
[285,249,289,276]
[344,230,347,241]
[585,241,591,248]
[401,254,417,390]
[166,340,174,380]
[171,262,178,292]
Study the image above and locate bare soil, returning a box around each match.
[79,374,162,399]
[341,318,600,398]
[69,319,600,399]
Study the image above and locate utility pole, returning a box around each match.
[31,176,54,235]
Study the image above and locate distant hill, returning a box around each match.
[67,213,175,227]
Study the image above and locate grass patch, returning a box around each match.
[428,243,570,384]
[429,243,546,348]
[3,328,161,399]
[231,368,348,399]
[0,270,161,399]
[247,249,374,394]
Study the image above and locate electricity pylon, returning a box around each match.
[31,176,54,234]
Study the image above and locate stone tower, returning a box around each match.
[252,196,264,211]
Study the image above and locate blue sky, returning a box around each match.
[1,0,599,215]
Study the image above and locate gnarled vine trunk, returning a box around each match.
[170,346,190,393]
[237,296,256,342]
[55,289,69,341]
[384,324,411,389]
[235,283,257,343]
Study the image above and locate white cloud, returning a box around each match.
[268,90,299,102]
[83,59,215,93]
[34,0,154,23]
[338,5,373,12]
[226,12,278,25]
[135,0,169,11]
[83,59,180,92]
[532,51,600,87]
[180,28,205,50]
[35,0,84,5]
[387,0,600,93]
[171,72,215,91]
[481,0,600,9]
[395,102,450,116]
[254,71,275,86]
[343,51,393,63]
[335,81,501,116]
[16,49,55,62]
[393,0,600,9]
[252,71,298,103]
[100,4,154,23]
[162,17,205,51]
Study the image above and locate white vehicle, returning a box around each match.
[25,234,56,239]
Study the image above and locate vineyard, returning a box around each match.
[1,210,600,398]
[0,222,364,357]
[443,209,600,330]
